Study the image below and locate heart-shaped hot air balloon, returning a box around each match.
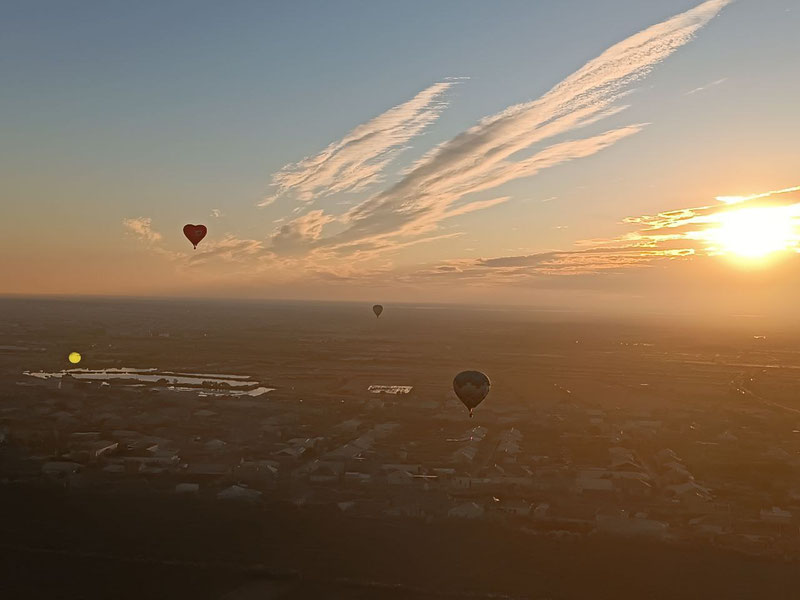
[453,370,491,418]
[183,224,207,249]
[372,304,383,318]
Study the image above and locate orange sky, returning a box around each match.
[3,1,799,318]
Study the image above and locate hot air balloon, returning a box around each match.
[183,224,207,249]
[372,304,384,318]
[453,370,490,418]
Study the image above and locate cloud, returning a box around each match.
[411,185,800,284]
[122,216,264,267]
[122,217,162,244]
[269,209,337,255]
[211,208,223,218]
[121,1,732,292]
[310,0,730,256]
[259,81,458,207]
[685,77,727,95]
[188,235,265,265]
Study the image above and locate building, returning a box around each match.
[596,512,668,539]
[175,483,200,494]
[308,461,345,483]
[387,470,415,486]
[217,485,262,502]
[448,502,484,519]
[760,506,793,524]
[496,499,532,517]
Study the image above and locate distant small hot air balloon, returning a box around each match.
[183,224,207,249]
[453,370,491,418]
[372,304,383,318]
[68,352,82,365]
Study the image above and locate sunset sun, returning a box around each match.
[704,207,798,259]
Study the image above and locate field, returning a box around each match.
[1,297,800,599]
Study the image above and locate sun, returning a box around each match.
[704,207,798,259]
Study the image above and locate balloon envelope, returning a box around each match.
[453,370,490,417]
[68,352,81,364]
[183,224,207,249]
[372,304,383,318]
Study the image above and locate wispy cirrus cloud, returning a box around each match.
[122,217,264,266]
[269,209,336,255]
[188,235,265,266]
[259,81,458,207]
[410,186,800,284]
[124,1,732,286]
[311,0,731,255]
[685,77,727,95]
[123,217,162,244]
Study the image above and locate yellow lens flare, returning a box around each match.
[68,352,82,364]
[702,207,799,259]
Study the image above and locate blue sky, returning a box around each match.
[2,0,799,313]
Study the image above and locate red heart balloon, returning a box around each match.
[183,224,207,249]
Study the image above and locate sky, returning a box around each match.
[2,0,799,316]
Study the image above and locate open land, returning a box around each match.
[2,297,800,599]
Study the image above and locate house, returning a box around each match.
[576,476,614,496]
[344,471,372,484]
[497,439,521,456]
[286,437,320,450]
[182,463,230,483]
[204,439,227,452]
[273,445,306,459]
[87,440,118,459]
[325,442,367,460]
[760,507,793,524]
[690,514,732,536]
[596,512,668,539]
[496,499,532,517]
[609,446,636,461]
[381,463,422,474]
[465,426,488,441]
[385,502,425,519]
[432,467,456,479]
[533,503,550,519]
[661,462,694,484]
[217,485,261,502]
[451,445,478,465]
[615,476,653,498]
[500,428,523,441]
[351,434,376,450]
[70,432,101,441]
[42,462,81,477]
[309,461,345,483]
[332,419,362,434]
[665,481,712,510]
[175,483,200,494]
[610,459,644,472]
[448,502,484,519]
[234,460,279,487]
[120,451,179,471]
[655,448,680,465]
[451,475,473,489]
[387,470,415,486]
[194,409,217,418]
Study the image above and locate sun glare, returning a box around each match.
[705,207,798,259]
